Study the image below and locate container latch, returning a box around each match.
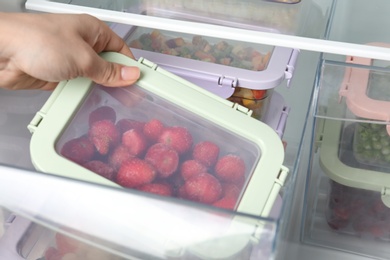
[381,187,390,208]
[285,49,300,87]
[27,81,68,134]
[250,166,289,242]
[261,166,289,218]
[232,103,253,117]
[275,106,290,138]
[218,76,238,89]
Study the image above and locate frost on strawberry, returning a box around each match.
[143,118,165,142]
[88,119,120,155]
[122,128,149,157]
[192,141,220,168]
[116,158,156,188]
[221,183,241,199]
[184,172,222,204]
[137,182,173,197]
[180,159,207,181]
[144,143,179,178]
[158,126,193,155]
[213,197,237,210]
[60,136,95,164]
[214,154,246,183]
[108,144,134,170]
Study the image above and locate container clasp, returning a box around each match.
[381,187,390,208]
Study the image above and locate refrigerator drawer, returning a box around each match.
[301,54,390,259]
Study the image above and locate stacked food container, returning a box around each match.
[110,23,298,138]
[301,43,390,259]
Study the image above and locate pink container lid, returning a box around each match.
[339,42,390,134]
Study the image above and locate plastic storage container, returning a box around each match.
[111,25,297,123]
[0,163,283,260]
[28,52,288,219]
[302,47,390,259]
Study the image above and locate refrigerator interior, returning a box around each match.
[1,0,390,259]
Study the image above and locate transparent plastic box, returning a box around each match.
[113,26,298,122]
[28,52,288,219]
[301,49,390,259]
[316,43,390,177]
[0,167,282,260]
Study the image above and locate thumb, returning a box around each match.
[86,56,140,87]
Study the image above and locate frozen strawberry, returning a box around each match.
[213,197,237,210]
[143,118,165,142]
[192,141,220,168]
[83,160,116,180]
[61,136,95,164]
[214,155,246,183]
[88,106,116,127]
[213,183,240,210]
[108,144,134,170]
[145,143,179,178]
[137,182,173,196]
[180,159,208,181]
[88,119,120,155]
[122,128,149,157]
[116,118,145,135]
[117,158,156,188]
[184,172,222,204]
[221,183,241,199]
[158,126,193,155]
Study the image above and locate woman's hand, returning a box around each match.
[0,12,140,90]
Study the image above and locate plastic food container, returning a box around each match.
[320,119,390,238]
[299,53,390,259]
[0,164,284,260]
[112,25,298,122]
[28,52,288,219]
[335,43,390,170]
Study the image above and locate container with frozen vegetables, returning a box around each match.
[337,43,390,171]
[319,117,390,238]
[307,49,390,241]
[110,24,297,122]
[27,52,288,220]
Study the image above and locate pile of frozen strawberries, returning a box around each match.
[61,106,247,210]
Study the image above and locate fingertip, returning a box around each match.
[121,66,140,82]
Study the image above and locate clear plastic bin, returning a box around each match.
[0,167,282,260]
[302,49,390,259]
[28,52,288,219]
[115,26,298,122]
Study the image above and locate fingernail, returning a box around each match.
[121,66,140,81]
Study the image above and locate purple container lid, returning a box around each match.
[112,24,299,98]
